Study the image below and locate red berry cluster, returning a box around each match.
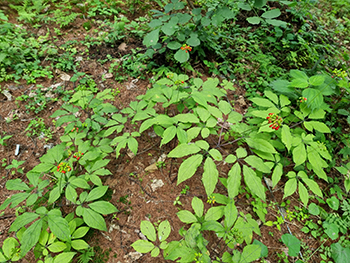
[180,44,192,53]
[266,113,282,131]
[299,97,307,103]
[57,162,71,174]
[73,151,84,160]
[71,127,79,132]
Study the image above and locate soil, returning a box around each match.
[0,5,341,263]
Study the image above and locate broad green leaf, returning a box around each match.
[20,219,43,257]
[302,178,323,197]
[151,247,160,257]
[250,97,276,108]
[201,221,225,232]
[228,163,241,199]
[279,94,291,108]
[308,203,320,215]
[224,200,238,229]
[225,154,237,163]
[192,196,204,218]
[187,36,200,47]
[302,88,323,110]
[331,243,350,263]
[177,210,197,224]
[272,163,283,187]
[174,49,189,63]
[323,222,339,240]
[202,157,218,197]
[308,121,331,133]
[82,208,107,231]
[201,127,210,138]
[128,137,138,155]
[204,206,224,221]
[281,125,292,151]
[53,252,76,263]
[167,41,181,50]
[247,16,261,24]
[281,234,301,257]
[86,186,108,202]
[309,75,325,86]
[6,179,30,191]
[253,240,268,258]
[283,178,297,199]
[88,201,118,215]
[141,221,156,242]
[326,196,340,210]
[194,140,209,150]
[254,0,268,8]
[177,154,203,185]
[65,184,77,204]
[239,244,261,263]
[72,227,89,239]
[48,242,67,253]
[218,101,232,115]
[244,155,271,173]
[175,113,199,123]
[208,148,222,161]
[292,143,306,167]
[143,29,159,47]
[290,69,308,80]
[71,239,89,250]
[236,147,247,158]
[9,212,39,232]
[161,17,178,35]
[3,237,18,259]
[266,19,287,27]
[298,181,309,206]
[160,125,176,147]
[261,9,281,19]
[243,166,266,201]
[168,143,201,158]
[246,138,277,153]
[48,211,70,242]
[264,91,278,105]
[290,78,308,88]
[177,128,187,144]
[131,240,155,253]
[158,220,171,242]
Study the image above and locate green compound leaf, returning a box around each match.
[250,97,276,108]
[298,181,309,206]
[86,186,108,202]
[158,220,171,242]
[143,29,160,47]
[20,219,43,257]
[192,196,204,218]
[132,240,155,253]
[228,163,241,199]
[177,210,197,224]
[88,201,118,215]
[244,155,271,173]
[82,208,107,231]
[141,221,156,242]
[47,242,67,253]
[202,157,219,197]
[174,49,190,63]
[239,244,261,263]
[167,41,181,50]
[247,16,261,24]
[53,252,76,263]
[309,75,325,86]
[283,177,297,199]
[281,234,301,257]
[261,8,281,19]
[292,143,306,167]
[177,154,203,185]
[281,125,292,151]
[243,165,266,201]
[168,143,201,158]
[160,125,177,147]
[204,206,224,221]
[48,211,70,242]
[246,138,277,154]
[224,200,238,229]
[272,163,283,187]
[9,212,39,233]
[71,239,89,250]
[72,227,90,239]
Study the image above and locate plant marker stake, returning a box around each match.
[15,144,20,156]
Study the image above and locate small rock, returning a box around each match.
[126,79,138,90]
[265,178,273,188]
[75,56,83,62]
[104,73,113,79]
[151,179,164,192]
[60,73,71,81]
[126,149,135,159]
[147,131,157,138]
[236,95,247,106]
[2,90,12,101]
[145,163,158,173]
[123,252,142,263]
[118,42,127,52]
[157,153,167,163]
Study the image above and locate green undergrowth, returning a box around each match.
[0,0,350,263]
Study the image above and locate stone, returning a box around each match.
[151,179,164,192]
[145,163,158,173]
[2,90,12,101]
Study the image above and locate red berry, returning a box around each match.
[62,171,66,174]
[77,157,80,160]
[269,124,273,128]
[276,127,280,131]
